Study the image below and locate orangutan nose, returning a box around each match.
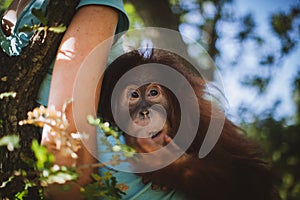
[139,109,150,119]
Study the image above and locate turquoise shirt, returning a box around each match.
[97,129,187,200]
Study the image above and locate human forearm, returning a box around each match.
[41,5,118,199]
[48,5,118,133]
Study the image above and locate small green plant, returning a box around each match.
[0,100,135,199]
[81,173,128,200]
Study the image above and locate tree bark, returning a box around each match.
[0,0,79,174]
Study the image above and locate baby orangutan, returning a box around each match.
[99,49,279,200]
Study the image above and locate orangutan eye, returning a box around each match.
[149,89,159,96]
[130,91,139,98]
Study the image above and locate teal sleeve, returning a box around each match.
[77,0,129,34]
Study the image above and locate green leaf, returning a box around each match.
[91,173,102,182]
[87,115,101,125]
[15,189,28,200]
[31,140,54,170]
[0,135,20,151]
[82,172,126,200]
[49,24,67,33]
[120,144,136,158]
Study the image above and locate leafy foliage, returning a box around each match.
[237,13,256,41]
[0,0,12,16]
[87,115,136,158]
[0,104,133,199]
[242,116,300,200]
[240,76,270,94]
[0,137,78,200]
[124,3,144,28]
[237,71,300,200]
[81,173,127,200]
[270,5,300,55]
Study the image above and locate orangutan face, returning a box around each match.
[119,83,172,146]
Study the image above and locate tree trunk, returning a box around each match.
[0,0,79,175]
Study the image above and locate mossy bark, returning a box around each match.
[0,0,79,197]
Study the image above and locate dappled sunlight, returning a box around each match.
[56,37,76,61]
